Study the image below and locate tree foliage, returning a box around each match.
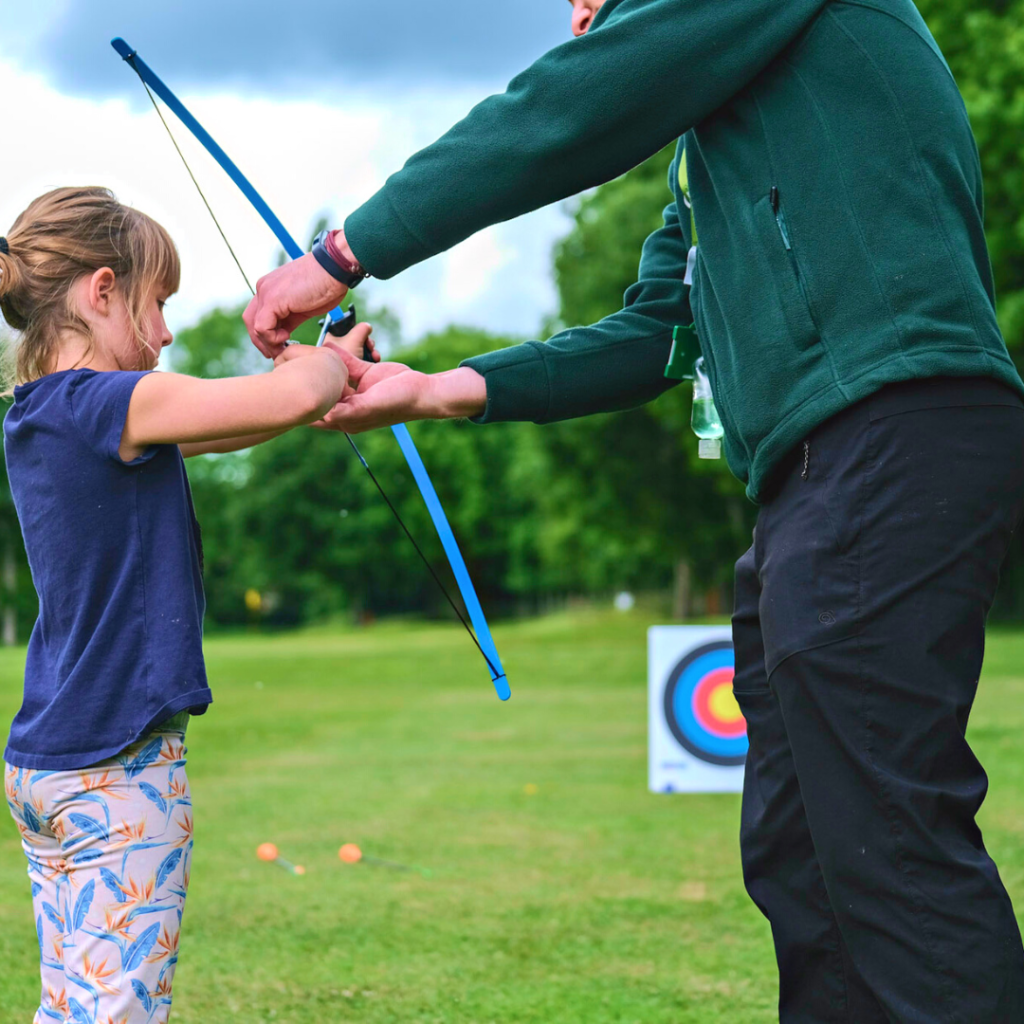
[2,5,1023,634]
[917,0,1024,356]
[547,139,753,600]
[551,144,677,332]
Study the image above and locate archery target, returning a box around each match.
[649,626,746,793]
[663,640,747,766]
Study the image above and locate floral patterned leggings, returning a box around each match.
[5,719,192,1024]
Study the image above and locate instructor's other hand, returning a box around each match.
[314,352,487,434]
[243,253,347,358]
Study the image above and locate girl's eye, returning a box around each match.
[157,301,166,312]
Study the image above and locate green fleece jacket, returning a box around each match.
[345,0,1023,502]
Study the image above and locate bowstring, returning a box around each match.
[139,78,255,295]
[343,434,502,682]
[139,83,503,683]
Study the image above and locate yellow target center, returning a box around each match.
[708,684,742,725]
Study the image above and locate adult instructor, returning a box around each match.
[245,1,1024,1019]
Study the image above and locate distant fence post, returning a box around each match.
[672,560,691,620]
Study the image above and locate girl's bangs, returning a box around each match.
[136,212,181,297]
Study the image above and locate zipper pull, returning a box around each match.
[802,440,810,480]
[771,185,792,251]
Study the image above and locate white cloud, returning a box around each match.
[442,229,511,310]
[0,57,570,352]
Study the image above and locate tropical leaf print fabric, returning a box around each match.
[5,721,191,1024]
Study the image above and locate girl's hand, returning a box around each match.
[274,342,348,405]
[330,321,380,362]
[272,342,342,368]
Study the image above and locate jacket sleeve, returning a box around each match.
[345,0,830,279]
[460,182,693,424]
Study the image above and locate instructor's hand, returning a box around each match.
[243,254,347,359]
[314,351,487,434]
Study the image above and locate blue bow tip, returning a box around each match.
[111,38,134,60]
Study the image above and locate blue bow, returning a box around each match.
[112,38,509,701]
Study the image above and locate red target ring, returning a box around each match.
[663,641,747,766]
[692,667,746,739]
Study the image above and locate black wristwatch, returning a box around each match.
[311,230,368,288]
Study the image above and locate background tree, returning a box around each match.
[547,143,753,611]
[3,4,1023,631]
[917,0,1024,357]
[917,0,1024,614]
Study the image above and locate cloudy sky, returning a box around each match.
[0,0,577,345]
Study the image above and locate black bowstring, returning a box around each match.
[139,78,255,296]
[343,434,502,682]
[139,83,502,682]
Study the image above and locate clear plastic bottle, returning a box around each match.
[665,326,725,460]
[691,357,724,460]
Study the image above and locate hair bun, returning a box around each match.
[0,240,28,329]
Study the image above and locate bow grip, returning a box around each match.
[321,304,374,362]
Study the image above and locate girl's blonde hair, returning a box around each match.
[0,187,180,389]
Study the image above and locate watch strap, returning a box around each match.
[311,229,368,288]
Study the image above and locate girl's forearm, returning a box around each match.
[179,428,291,458]
[123,352,345,457]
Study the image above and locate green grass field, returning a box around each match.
[1,610,1023,1023]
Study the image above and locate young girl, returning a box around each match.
[0,186,370,1023]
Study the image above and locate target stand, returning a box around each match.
[649,626,747,793]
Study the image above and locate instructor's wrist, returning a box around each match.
[427,367,488,420]
[312,229,368,288]
[325,230,365,277]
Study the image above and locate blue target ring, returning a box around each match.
[663,640,748,766]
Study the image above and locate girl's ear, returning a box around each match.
[87,267,118,315]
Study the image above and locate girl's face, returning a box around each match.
[133,288,174,371]
[71,269,174,373]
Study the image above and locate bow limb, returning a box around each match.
[111,38,509,701]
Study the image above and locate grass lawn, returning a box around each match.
[1,609,1023,1023]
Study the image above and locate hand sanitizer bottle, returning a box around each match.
[691,357,723,460]
[665,326,724,459]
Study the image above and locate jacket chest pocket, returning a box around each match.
[754,188,819,352]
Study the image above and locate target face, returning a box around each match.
[662,640,747,766]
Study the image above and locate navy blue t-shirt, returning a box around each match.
[3,369,211,769]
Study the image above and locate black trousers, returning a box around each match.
[733,377,1024,1023]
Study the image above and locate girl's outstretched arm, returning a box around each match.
[120,344,346,462]
[178,427,291,458]
[177,321,377,457]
